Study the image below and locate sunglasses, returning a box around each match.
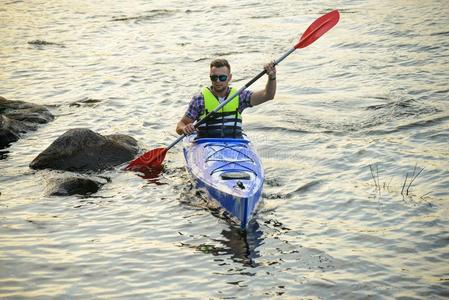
[210,74,228,82]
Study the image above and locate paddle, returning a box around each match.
[126,9,340,172]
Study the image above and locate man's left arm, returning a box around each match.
[250,62,277,106]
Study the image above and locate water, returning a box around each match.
[1,0,449,298]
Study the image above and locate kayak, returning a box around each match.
[183,134,264,229]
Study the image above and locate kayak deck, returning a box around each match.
[183,135,264,228]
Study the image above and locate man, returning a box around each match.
[176,58,276,138]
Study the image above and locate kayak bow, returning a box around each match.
[183,135,264,228]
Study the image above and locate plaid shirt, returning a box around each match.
[185,87,253,121]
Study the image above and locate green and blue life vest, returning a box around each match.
[197,87,243,138]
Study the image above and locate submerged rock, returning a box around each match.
[45,175,106,196]
[30,128,139,172]
[0,115,22,148]
[27,40,65,47]
[69,98,102,107]
[0,96,54,149]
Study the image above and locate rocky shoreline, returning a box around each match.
[1,96,140,196]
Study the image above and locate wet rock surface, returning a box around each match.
[30,128,139,172]
[45,175,108,196]
[0,96,54,149]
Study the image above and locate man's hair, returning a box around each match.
[210,59,231,72]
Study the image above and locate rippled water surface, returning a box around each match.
[1,0,449,298]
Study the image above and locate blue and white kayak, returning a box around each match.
[183,134,264,229]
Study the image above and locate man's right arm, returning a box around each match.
[176,115,195,135]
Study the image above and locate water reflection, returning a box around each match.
[217,221,264,267]
[0,150,9,160]
[135,166,166,185]
[182,222,264,268]
[178,185,265,266]
[2,0,449,297]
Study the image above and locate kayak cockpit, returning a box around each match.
[183,134,264,228]
[220,172,251,180]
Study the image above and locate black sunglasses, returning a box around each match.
[210,74,228,82]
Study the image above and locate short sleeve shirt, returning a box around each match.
[185,87,253,121]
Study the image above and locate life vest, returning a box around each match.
[197,87,242,138]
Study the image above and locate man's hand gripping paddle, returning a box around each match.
[126,10,340,173]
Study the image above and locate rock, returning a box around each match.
[45,175,106,196]
[1,114,39,148]
[30,128,139,172]
[69,98,102,107]
[0,115,21,147]
[27,40,65,48]
[0,96,54,149]
[0,96,54,123]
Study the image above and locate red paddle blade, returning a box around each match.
[125,147,168,171]
[295,10,340,49]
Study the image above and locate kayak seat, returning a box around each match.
[220,172,251,180]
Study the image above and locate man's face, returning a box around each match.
[210,66,231,93]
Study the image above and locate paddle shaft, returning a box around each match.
[166,47,296,150]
